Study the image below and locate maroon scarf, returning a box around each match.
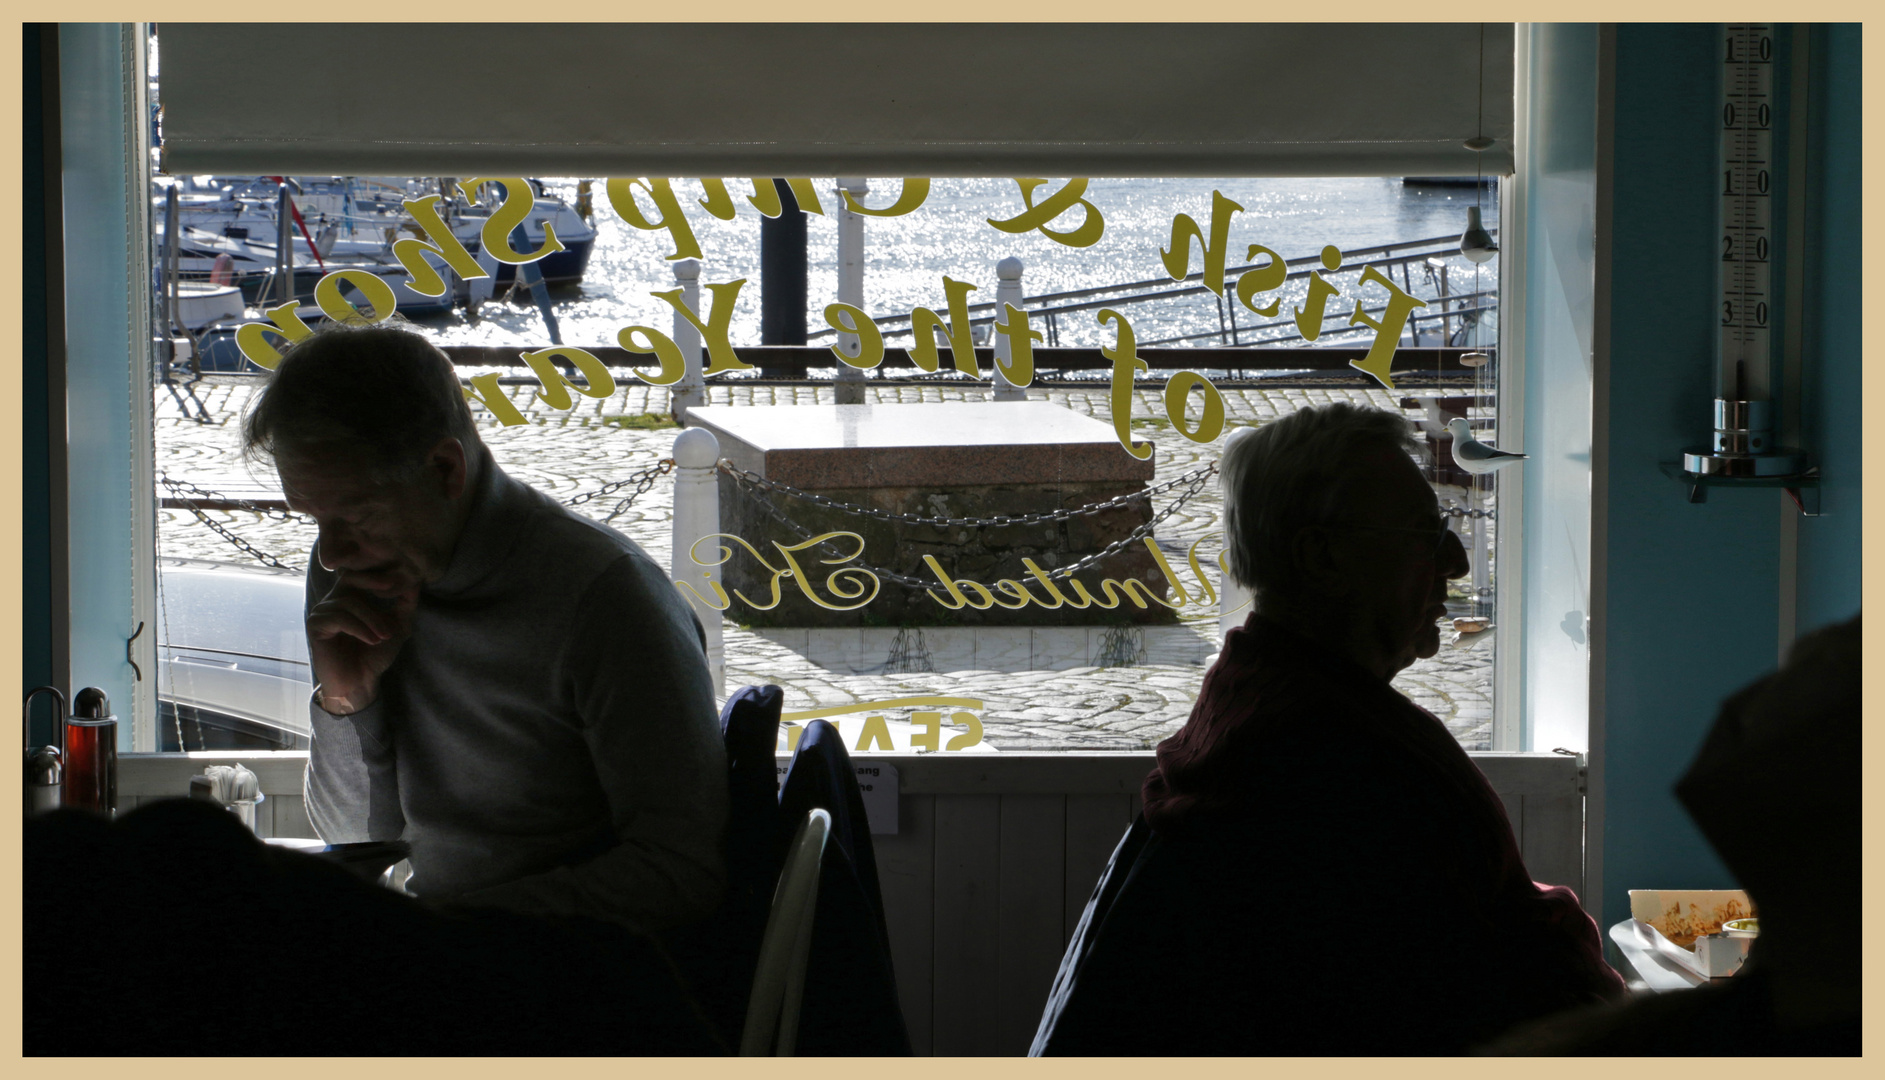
[1145,614,1624,1008]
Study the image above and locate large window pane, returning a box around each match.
[152,168,1503,753]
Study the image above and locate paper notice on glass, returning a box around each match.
[774,761,900,835]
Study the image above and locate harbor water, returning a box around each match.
[155,175,1502,750]
[400,176,1499,359]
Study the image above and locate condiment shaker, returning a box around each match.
[23,686,65,817]
[62,687,117,816]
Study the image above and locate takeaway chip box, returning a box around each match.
[1627,889,1757,979]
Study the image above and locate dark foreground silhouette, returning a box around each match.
[25,798,725,1056]
[1483,615,1862,1056]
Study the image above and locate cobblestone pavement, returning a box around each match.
[155,375,1497,750]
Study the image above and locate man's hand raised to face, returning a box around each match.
[309,577,418,715]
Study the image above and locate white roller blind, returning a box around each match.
[158,23,1514,177]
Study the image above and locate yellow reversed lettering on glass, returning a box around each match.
[607,178,703,261]
[1346,264,1430,392]
[1163,370,1226,444]
[233,300,315,369]
[251,178,1437,448]
[780,697,987,752]
[394,194,489,296]
[651,278,755,376]
[1161,189,1244,298]
[617,325,688,387]
[994,303,1042,388]
[460,177,564,265]
[313,271,398,325]
[521,347,616,410]
[906,276,981,378]
[840,178,930,217]
[986,178,1105,248]
[1100,309,1152,461]
[823,303,885,369]
[765,533,881,611]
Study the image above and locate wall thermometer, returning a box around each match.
[1717,23,1776,403]
[1685,23,1804,479]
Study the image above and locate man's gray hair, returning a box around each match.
[242,320,480,482]
[1220,402,1421,601]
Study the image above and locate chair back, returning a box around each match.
[721,685,787,918]
[740,807,830,1056]
[777,719,888,939]
[773,720,912,1054]
[655,686,783,1050]
[1029,812,1155,1056]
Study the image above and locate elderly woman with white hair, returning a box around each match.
[1033,402,1623,1056]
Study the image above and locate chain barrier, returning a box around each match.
[722,461,1218,589]
[159,474,303,522]
[158,455,679,572]
[562,458,676,522]
[157,474,307,572]
[1442,507,1495,520]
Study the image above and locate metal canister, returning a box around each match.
[63,688,117,816]
[23,686,65,817]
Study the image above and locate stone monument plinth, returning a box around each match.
[685,402,1175,628]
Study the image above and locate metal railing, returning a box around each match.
[808,231,1499,350]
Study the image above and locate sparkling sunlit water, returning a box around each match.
[407,176,1498,359]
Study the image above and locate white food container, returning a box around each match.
[1627,889,1757,979]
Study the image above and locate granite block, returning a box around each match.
[1142,626,1213,667]
[686,402,1155,489]
[805,627,868,674]
[970,629,1033,672]
[1027,628,1092,671]
[753,626,810,659]
[717,473,1173,628]
[920,628,977,673]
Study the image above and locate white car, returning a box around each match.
[157,558,311,751]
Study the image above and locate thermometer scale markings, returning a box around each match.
[1719,24,1775,388]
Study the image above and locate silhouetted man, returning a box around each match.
[244,322,726,931]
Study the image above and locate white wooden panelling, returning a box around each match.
[113,750,1583,1054]
[931,794,1002,1056]
[107,789,313,840]
[996,795,1065,1055]
[875,793,935,1055]
[1062,795,1132,947]
[118,750,1582,799]
[269,793,318,839]
[117,751,308,796]
[115,751,313,839]
[1521,793,1585,892]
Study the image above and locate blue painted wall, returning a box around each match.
[1795,24,1863,633]
[1596,23,1862,927]
[1597,24,1780,924]
[61,24,149,746]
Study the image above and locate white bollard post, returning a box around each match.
[671,427,724,694]
[670,259,706,422]
[834,177,869,405]
[992,256,1027,401]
